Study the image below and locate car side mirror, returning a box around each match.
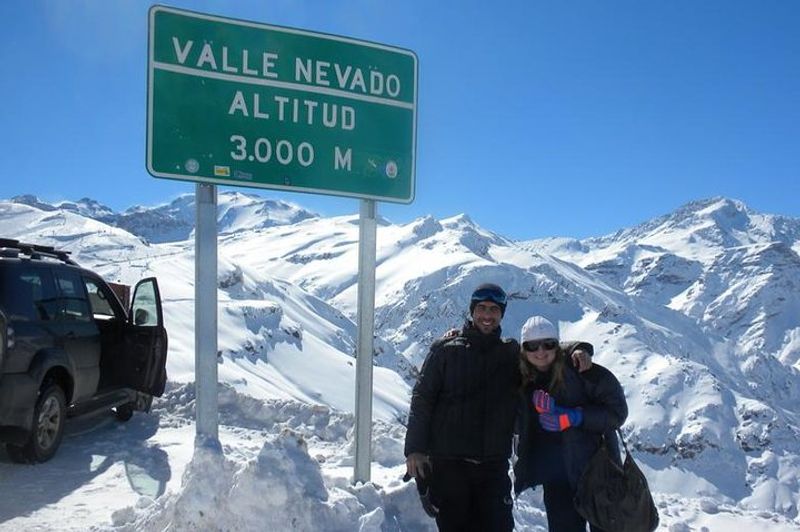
[134,308,150,326]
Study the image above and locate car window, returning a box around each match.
[131,279,159,327]
[54,270,91,322]
[83,278,121,320]
[0,267,58,321]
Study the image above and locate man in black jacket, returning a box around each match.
[404,283,520,531]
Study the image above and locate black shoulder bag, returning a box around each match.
[573,429,659,532]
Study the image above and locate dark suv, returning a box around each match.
[0,239,168,463]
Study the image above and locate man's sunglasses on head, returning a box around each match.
[471,288,507,306]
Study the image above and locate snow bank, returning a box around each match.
[102,384,435,532]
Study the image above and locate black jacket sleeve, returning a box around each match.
[579,365,628,434]
[561,340,594,358]
[404,339,446,456]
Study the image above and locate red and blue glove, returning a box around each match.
[533,390,554,413]
[539,406,583,431]
[533,390,583,431]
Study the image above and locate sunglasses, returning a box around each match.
[522,339,558,352]
[471,287,507,306]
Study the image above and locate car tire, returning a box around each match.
[135,393,154,413]
[114,402,134,422]
[7,382,67,464]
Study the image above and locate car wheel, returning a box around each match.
[7,382,67,464]
[114,403,134,422]
[135,393,154,412]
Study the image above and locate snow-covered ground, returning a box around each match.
[1,382,797,531]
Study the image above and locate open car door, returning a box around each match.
[121,277,168,396]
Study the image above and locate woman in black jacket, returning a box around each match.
[513,316,628,532]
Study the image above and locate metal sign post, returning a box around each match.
[195,183,219,444]
[354,199,377,482]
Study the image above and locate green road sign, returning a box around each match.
[146,6,417,203]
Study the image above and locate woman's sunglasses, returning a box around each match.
[522,339,558,352]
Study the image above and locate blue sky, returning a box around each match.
[1,1,798,240]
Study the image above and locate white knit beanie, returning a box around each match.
[520,316,559,343]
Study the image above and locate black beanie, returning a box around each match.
[469,283,507,317]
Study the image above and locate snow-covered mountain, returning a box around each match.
[10,191,318,244]
[1,193,799,530]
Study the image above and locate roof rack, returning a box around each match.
[0,238,78,265]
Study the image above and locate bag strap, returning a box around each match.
[616,428,630,454]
